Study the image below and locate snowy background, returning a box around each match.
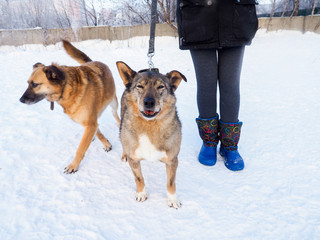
[0,30,319,239]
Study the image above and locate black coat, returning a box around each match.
[176,0,259,50]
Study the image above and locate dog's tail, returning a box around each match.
[62,40,92,65]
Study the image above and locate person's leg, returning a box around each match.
[218,46,245,123]
[217,46,245,171]
[190,49,218,119]
[190,49,219,166]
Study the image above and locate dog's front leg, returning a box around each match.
[96,128,112,151]
[127,157,147,202]
[166,157,181,208]
[64,124,98,174]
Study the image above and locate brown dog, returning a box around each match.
[116,61,186,208]
[20,40,120,173]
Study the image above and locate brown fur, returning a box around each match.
[20,40,120,173]
[116,61,186,208]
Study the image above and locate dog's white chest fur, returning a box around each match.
[134,134,167,162]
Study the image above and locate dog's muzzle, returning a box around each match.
[20,90,45,105]
[141,97,159,118]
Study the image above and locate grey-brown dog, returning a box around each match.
[116,61,187,208]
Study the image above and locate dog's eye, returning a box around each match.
[137,85,144,89]
[157,85,164,90]
[31,81,40,88]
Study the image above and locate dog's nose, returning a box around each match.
[20,96,26,103]
[144,97,155,109]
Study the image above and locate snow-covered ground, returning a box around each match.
[0,30,319,240]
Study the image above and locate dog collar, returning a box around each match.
[51,82,66,111]
[138,68,159,73]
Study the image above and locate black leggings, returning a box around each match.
[190,46,245,123]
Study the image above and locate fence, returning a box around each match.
[0,16,319,46]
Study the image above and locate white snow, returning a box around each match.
[0,30,320,240]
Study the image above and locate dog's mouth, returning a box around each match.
[20,93,46,105]
[141,110,159,118]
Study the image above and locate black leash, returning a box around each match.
[147,0,158,71]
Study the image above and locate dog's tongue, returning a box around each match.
[144,110,155,115]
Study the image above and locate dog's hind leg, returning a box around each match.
[127,157,147,202]
[96,128,112,152]
[110,96,120,127]
[64,124,98,174]
[166,157,181,208]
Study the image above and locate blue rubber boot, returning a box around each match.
[198,143,217,166]
[196,115,219,166]
[219,120,244,171]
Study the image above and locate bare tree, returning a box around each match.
[26,0,45,28]
[311,0,317,15]
[56,0,73,28]
[270,0,277,18]
[291,0,300,16]
[281,0,289,16]
[0,0,12,29]
[116,0,177,31]
[50,0,64,28]
[157,0,177,31]
[84,0,99,26]
[124,1,149,24]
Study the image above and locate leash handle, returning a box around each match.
[147,0,157,70]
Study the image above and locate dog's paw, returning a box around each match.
[64,164,79,174]
[104,145,112,152]
[136,188,147,202]
[167,192,181,209]
[103,140,112,152]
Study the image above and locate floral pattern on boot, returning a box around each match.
[219,121,243,151]
[196,116,219,147]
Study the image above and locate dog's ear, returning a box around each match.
[43,65,65,84]
[33,63,45,69]
[166,70,187,92]
[116,61,137,88]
